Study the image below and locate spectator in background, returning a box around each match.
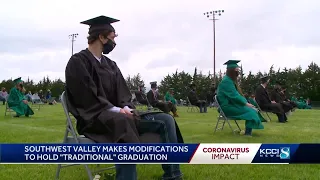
[0,87,8,105]
[7,77,34,117]
[188,83,207,113]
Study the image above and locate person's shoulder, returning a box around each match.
[103,56,118,67]
[68,49,91,64]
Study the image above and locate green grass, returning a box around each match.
[0,104,320,180]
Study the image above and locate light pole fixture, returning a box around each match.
[69,33,78,55]
[203,10,224,85]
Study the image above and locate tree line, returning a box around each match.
[0,62,319,101]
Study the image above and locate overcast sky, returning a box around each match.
[0,0,319,85]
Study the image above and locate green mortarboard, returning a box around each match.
[13,77,23,85]
[150,81,157,85]
[223,60,241,69]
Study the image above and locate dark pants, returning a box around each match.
[0,96,5,105]
[261,103,287,122]
[156,102,177,114]
[196,100,207,113]
[115,113,182,180]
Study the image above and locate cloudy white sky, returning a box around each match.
[1,0,319,85]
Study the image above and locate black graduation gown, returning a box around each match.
[270,89,292,113]
[146,90,173,113]
[255,85,284,115]
[65,49,183,143]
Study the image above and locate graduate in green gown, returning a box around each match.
[165,88,177,105]
[8,77,34,117]
[217,60,264,136]
[290,96,311,109]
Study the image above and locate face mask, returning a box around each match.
[102,39,116,54]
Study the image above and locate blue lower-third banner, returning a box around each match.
[1,143,320,164]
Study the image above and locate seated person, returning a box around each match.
[188,83,207,113]
[280,88,297,110]
[133,85,148,106]
[217,60,264,136]
[298,97,312,109]
[25,91,33,102]
[246,94,267,122]
[255,76,287,123]
[7,77,34,117]
[206,83,216,107]
[147,82,179,117]
[290,96,310,109]
[38,90,46,103]
[270,81,293,115]
[165,88,177,105]
[0,87,8,105]
[65,15,183,180]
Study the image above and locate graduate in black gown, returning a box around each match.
[147,82,179,117]
[270,81,293,114]
[65,16,183,180]
[255,76,288,123]
[188,83,207,113]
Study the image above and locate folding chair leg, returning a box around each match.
[84,165,94,180]
[234,120,241,132]
[221,119,226,130]
[55,164,62,180]
[225,120,237,135]
[265,112,271,121]
[214,118,221,133]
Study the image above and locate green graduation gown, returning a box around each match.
[247,97,267,122]
[291,97,310,109]
[165,92,177,105]
[217,76,264,129]
[8,87,34,116]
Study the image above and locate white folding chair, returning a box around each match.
[31,94,44,110]
[186,97,199,113]
[56,92,115,180]
[4,95,14,118]
[213,95,241,135]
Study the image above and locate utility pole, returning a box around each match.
[69,33,78,55]
[203,10,224,85]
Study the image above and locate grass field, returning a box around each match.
[0,104,320,180]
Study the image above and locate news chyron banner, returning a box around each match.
[0,143,319,164]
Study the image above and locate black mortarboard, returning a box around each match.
[150,81,157,88]
[81,16,120,35]
[260,76,270,83]
[223,60,241,69]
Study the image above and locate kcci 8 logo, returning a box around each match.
[259,147,290,159]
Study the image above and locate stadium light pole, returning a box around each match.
[69,33,78,55]
[203,10,224,85]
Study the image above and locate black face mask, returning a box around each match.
[102,39,116,54]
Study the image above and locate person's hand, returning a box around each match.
[119,109,126,114]
[123,108,133,115]
[271,101,276,103]
[246,103,255,108]
[22,100,28,104]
